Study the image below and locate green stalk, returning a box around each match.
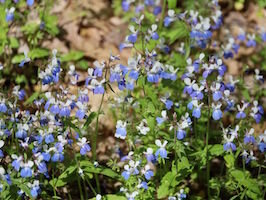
[159,0,167,30]
[206,93,211,198]
[174,128,178,171]
[75,152,84,200]
[85,178,97,196]
[83,179,88,200]
[92,64,109,193]
[52,168,57,198]
[77,175,84,200]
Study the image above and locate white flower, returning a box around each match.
[136,119,150,135]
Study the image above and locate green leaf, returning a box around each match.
[15,75,28,85]
[209,144,224,156]
[21,22,39,35]
[49,178,66,188]
[64,119,81,135]
[163,21,189,44]
[89,194,127,200]
[241,89,251,101]
[61,51,84,62]
[224,154,235,168]
[29,48,50,59]
[157,171,177,199]
[43,14,59,36]
[80,160,121,180]
[77,60,89,70]
[168,0,177,9]
[178,157,190,172]
[24,91,40,105]
[231,169,245,181]
[50,165,77,187]
[12,54,25,64]
[231,170,260,194]
[83,112,97,128]
[9,37,19,49]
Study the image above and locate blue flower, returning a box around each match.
[144,148,155,162]
[121,161,140,180]
[50,104,60,114]
[121,170,130,180]
[246,39,256,47]
[77,137,91,155]
[93,86,105,94]
[5,174,12,185]
[153,6,161,15]
[27,0,34,6]
[18,89,26,100]
[164,100,173,110]
[19,51,30,67]
[0,102,7,113]
[183,78,195,94]
[51,153,64,162]
[244,136,255,144]
[142,165,154,180]
[261,32,266,42]
[20,161,34,178]
[129,70,139,80]
[192,107,201,119]
[258,142,265,153]
[155,140,167,159]
[190,84,204,100]
[115,120,127,139]
[122,0,131,11]
[37,162,47,174]
[45,134,54,144]
[236,102,248,119]
[212,109,222,120]
[236,111,246,119]
[128,33,138,43]
[144,0,154,6]
[59,106,71,117]
[213,91,222,101]
[176,129,186,140]
[156,110,167,125]
[139,181,148,190]
[147,74,160,83]
[16,127,27,139]
[12,155,22,171]
[42,152,51,161]
[223,51,234,59]
[164,17,174,27]
[223,142,236,151]
[5,7,15,22]
[243,128,256,144]
[237,33,246,41]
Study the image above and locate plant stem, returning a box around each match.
[159,0,167,30]
[83,179,88,200]
[206,93,211,199]
[52,168,57,198]
[194,118,197,138]
[85,178,97,196]
[92,64,109,193]
[174,128,178,171]
[242,157,245,171]
[77,175,84,200]
[257,165,261,178]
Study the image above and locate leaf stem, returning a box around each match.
[159,0,167,30]
[206,92,211,198]
[92,61,109,193]
[77,175,84,200]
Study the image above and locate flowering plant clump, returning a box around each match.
[0,0,265,200]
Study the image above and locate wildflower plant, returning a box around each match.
[0,0,265,200]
